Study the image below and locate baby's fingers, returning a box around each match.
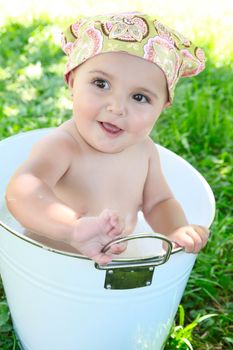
[92,242,127,265]
[186,229,205,253]
[174,233,196,253]
[179,226,209,253]
[191,225,210,248]
[91,252,113,265]
[109,215,125,237]
[192,225,210,238]
[108,241,128,255]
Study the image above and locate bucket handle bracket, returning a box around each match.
[95,233,173,290]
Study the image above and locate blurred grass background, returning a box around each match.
[0,0,233,349]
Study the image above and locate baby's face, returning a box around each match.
[69,52,168,153]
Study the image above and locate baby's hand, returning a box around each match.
[167,225,210,253]
[70,209,126,265]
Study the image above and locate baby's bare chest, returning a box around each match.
[54,152,148,216]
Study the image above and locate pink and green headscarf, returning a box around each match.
[61,12,206,104]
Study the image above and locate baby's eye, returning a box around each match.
[133,94,150,103]
[92,79,110,89]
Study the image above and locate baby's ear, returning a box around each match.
[163,100,171,109]
[67,71,75,96]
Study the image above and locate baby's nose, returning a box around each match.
[106,96,127,117]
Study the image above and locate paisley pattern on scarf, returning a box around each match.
[101,15,149,42]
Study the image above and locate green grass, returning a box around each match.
[0,14,233,350]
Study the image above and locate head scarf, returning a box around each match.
[61,12,205,104]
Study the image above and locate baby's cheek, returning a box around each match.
[73,103,95,120]
[129,118,154,135]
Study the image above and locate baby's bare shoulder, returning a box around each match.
[30,125,78,158]
[14,125,79,184]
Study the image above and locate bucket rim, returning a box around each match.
[0,127,54,144]
[0,219,183,261]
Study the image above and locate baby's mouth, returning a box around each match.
[99,122,123,136]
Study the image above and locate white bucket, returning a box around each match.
[0,129,215,350]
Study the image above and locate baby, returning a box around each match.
[5,12,209,265]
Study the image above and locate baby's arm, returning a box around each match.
[142,140,209,253]
[5,131,124,264]
[6,131,77,239]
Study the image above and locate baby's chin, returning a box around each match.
[84,137,130,154]
[90,143,127,154]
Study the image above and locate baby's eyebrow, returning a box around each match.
[88,70,113,79]
[137,87,158,99]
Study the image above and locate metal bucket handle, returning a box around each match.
[95,233,178,290]
[96,233,174,270]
